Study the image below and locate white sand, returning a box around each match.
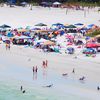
[0,5,100,28]
[0,43,100,100]
[0,5,100,100]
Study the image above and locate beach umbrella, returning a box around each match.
[65,25,76,28]
[18,29,27,32]
[31,28,41,30]
[43,40,55,46]
[25,26,31,30]
[52,23,63,26]
[0,24,11,29]
[52,23,64,29]
[64,23,69,26]
[36,38,47,43]
[14,35,31,40]
[86,24,95,29]
[35,23,47,27]
[74,23,84,26]
[86,43,99,48]
[65,34,74,39]
[74,23,84,28]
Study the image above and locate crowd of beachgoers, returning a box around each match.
[0,22,100,57]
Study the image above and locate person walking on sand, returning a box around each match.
[72,68,75,73]
[6,43,8,50]
[8,43,10,50]
[42,61,45,68]
[45,60,48,67]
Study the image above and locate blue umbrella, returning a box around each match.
[74,23,84,26]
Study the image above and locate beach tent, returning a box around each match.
[53,2,61,5]
[20,2,27,5]
[20,2,28,7]
[53,2,61,7]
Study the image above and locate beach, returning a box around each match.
[0,5,100,28]
[0,5,100,100]
[0,43,100,100]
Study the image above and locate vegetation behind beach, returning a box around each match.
[0,0,100,6]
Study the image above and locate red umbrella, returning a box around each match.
[86,43,99,48]
[67,42,73,45]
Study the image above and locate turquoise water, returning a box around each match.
[0,55,99,100]
[0,80,89,100]
[0,69,98,100]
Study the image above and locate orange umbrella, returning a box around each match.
[43,40,55,45]
[18,29,27,32]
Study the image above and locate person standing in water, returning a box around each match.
[35,66,38,73]
[20,86,23,91]
[33,66,35,73]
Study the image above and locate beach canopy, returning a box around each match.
[0,24,11,29]
[35,23,47,26]
[53,2,61,5]
[20,2,27,5]
[40,2,52,6]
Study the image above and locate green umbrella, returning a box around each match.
[65,25,76,28]
[0,24,11,29]
[35,23,47,26]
